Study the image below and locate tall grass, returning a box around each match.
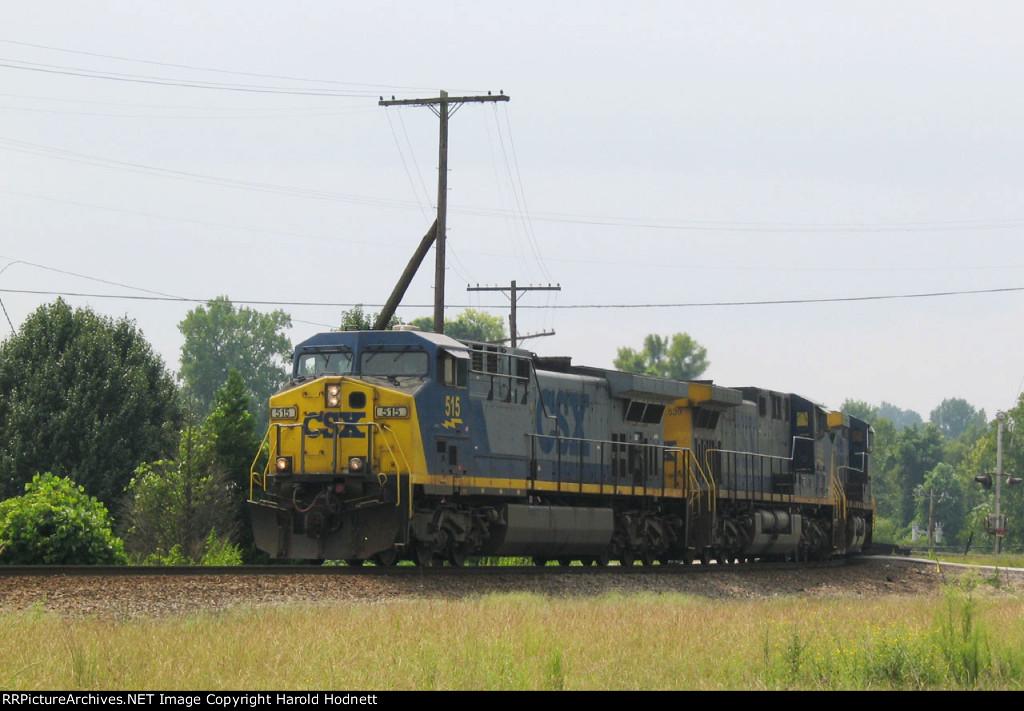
[757,577,1024,689]
[2,578,1023,690]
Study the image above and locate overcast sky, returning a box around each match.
[3,1,1023,421]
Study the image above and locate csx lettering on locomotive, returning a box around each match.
[535,389,591,456]
[302,411,366,438]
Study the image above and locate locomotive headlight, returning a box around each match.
[274,456,292,474]
[348,456,365,472]
[325,383,341,408]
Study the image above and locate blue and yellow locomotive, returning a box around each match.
[248,328,873,564]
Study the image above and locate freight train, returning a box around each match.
[248,328,873,565]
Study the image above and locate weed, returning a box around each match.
[936,582,987,687]
[545,648,565,691]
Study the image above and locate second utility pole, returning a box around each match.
[379,90,509,334]
[468,280,561,347]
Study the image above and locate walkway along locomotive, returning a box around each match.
[248,328,873,564]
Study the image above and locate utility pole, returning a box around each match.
[467,280,561,347]
[379,90,509,335]
[996,410,1005,554]
[928,489,935,556]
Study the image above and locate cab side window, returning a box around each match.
[441,352,467,387]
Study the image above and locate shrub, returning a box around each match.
[0,473,126,565]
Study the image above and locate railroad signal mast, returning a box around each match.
[973,411,1021,552]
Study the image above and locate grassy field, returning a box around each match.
[934,553,1024,569]
[2,572,1023,690]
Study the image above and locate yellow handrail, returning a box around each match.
[669,447,715,517]
[371,422,415,515]
[249,426,273,500]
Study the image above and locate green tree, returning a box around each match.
[0,299,180,509]
[888,424,945,527]
[206,370,260,483]
[614,333,709,381]
[915,463,966,544]
[339,304,400,330]
[878,401,923,430]
[121,415,240,564]
[868,417,900,523]
[840,399,879,424]
[0,473,126,565]
[205,370,262,559]
[178,296,291,423]
[409,309,507,342]
[930,397,987,441]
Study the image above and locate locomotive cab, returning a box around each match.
[248,329,468,561]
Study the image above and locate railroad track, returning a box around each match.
[0,558,848,578]
[0,557,972,621]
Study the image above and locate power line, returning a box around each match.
[6,188,1022,276]
[0,37,439,93]
[4,285,1023,309]
[0,101,375,120]
[0,137,422,206]
[0,58,383,97]
[0,258,334,330]
[6,136,1024,235]
[495,104,550,281]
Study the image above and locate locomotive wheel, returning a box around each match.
[373,548,399,567]
[641,550,656,566]
[579,557,594,566]
[682,551,694,566]
[620,550,635,567]
[699,549,711,566]
[413,543,433,567]
[345,558,365,567]
[558,557,572,567]
[595,552,610,567]
[447,548,467,567]
[533,556,549,567]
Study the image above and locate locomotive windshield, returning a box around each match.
[360,347,429,378]
[296,348,354,378]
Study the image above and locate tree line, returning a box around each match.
[840,396,1023,552]
[0,298,283,564]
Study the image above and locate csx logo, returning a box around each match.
[535,389,590,456]
[303,411,366,438]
